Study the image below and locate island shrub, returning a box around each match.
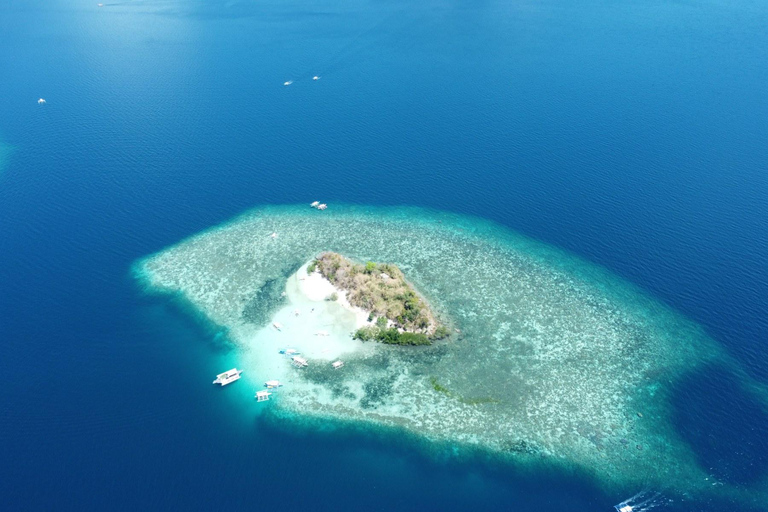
[327,292,338,301]
[376,316,388,329]
[378,327,401,344]
[353,326,380,342]
[429,325,451,341]
[365,261,376,274]
[352,326,431,346]
[395,332,430,345]
[307,260,317,274]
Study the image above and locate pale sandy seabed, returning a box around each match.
[135,204,767,501]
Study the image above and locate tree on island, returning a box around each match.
[313,252,451,346]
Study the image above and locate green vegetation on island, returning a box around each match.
[313,252,449,345]
[353,325,432,345]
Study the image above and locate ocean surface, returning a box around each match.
[1,0,767,510]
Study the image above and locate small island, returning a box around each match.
[138,206,732,496]
[310,252,449,345]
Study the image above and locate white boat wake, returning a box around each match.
[615,491,667,512]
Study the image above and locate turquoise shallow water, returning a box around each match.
[138,204,762,501]
[2,0,768,510]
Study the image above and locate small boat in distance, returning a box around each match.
[265,380,282,388]
[312,76,320,81]
[332,361,344,370]
[283,81,293,86]
[37,98,46,105]
[291,356,308,368]
[317,204,327,210]
[272,322,283,331]
[310,201,320,208]
[270,232,277,239]
[213,368,242,386]
[279,348,299,355]
[255,390,272,402]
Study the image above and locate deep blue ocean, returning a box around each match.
[1,0,767,510]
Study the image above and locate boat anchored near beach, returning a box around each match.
[265,380,283,388]
[212,368,243,386]
[291,356,308,368]
[255,390,272,402]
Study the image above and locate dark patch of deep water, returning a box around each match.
[672,365,768,487]
[1,0,767,510]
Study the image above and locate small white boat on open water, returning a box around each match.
[213,368,242,386]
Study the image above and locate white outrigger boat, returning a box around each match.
[317,203,327,210]
[213,368,242,386]
[291,356,308,368]
[255,390,272,402]
[283,80,293,86]
[332,361,344,370]
[264,380,282,388]
[310,201,320,208]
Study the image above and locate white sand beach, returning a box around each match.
[295,262,371,329]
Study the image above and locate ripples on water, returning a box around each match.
[1,0,767,510]
[138,205,768,506]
